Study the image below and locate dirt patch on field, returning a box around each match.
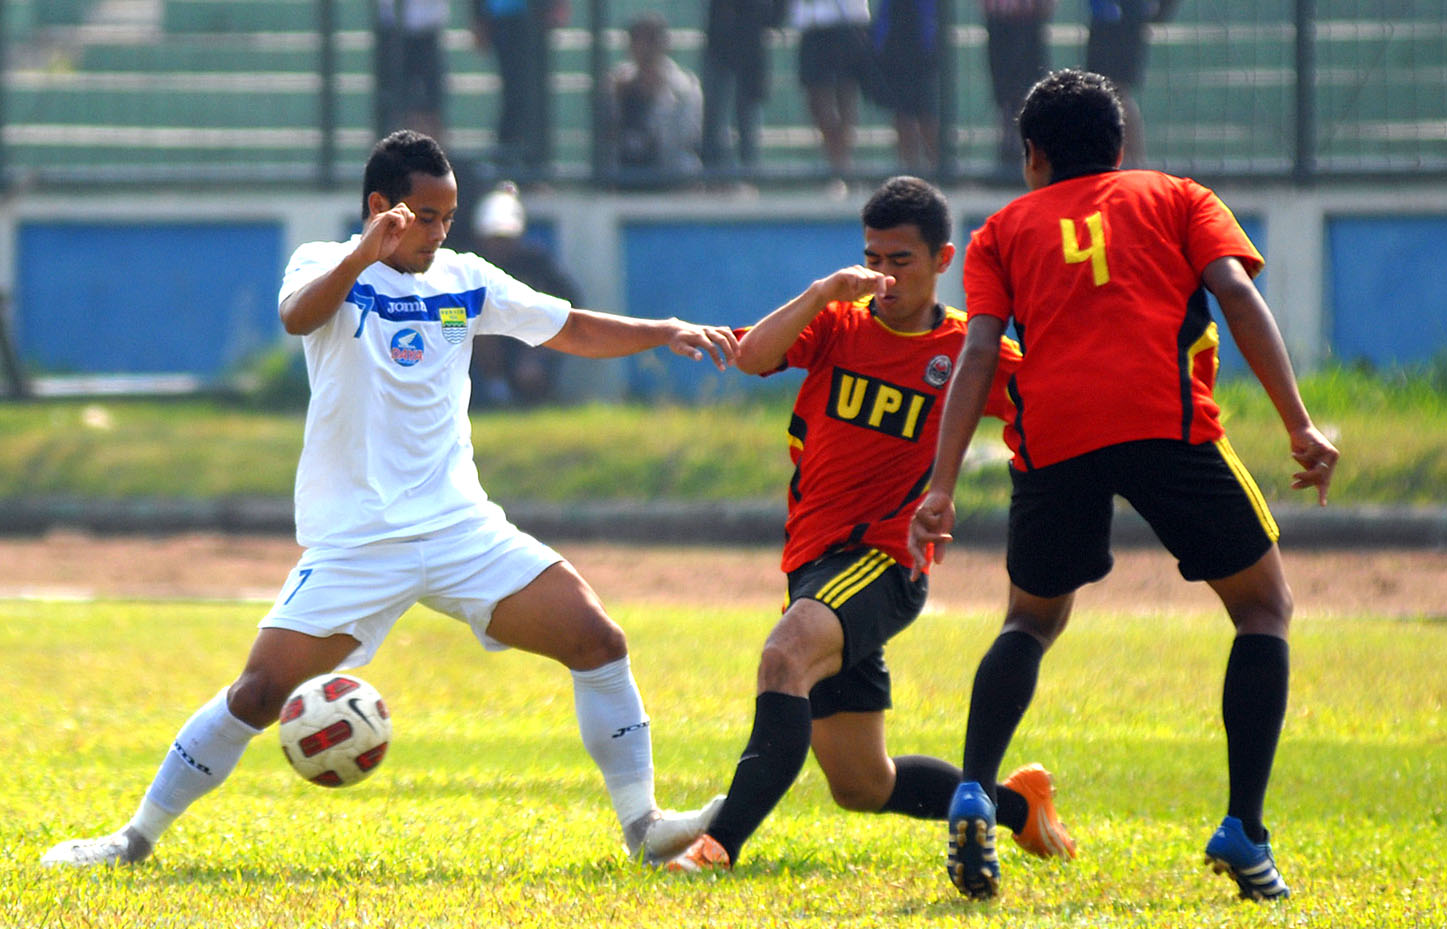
[0,531,1441,619]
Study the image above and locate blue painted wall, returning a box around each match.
[15,221,285,380]
[621,219,861,399]
[1327,216,1447,368]
[11,211,1443,395]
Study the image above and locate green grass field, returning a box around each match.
[1,366,1445,508]
[4,593,1444,928]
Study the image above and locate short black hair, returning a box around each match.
[1018,69,1125,177]
[627,11,668,44]
[361,130,453,220]
[861,176,952,254]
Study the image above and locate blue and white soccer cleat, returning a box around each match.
[947,781,1000,899]
[1204,816,1290,900]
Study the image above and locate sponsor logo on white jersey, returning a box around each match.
[390,328,424,366]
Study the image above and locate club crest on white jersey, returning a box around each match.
[439,305,468,344]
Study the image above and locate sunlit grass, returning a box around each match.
[1,364,1443,507]
[4,593,1444,927]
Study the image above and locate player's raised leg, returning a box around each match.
[484,559,720,862]
[41,628,359,867]
[810,711,1074,861]
[811,711,1058,883]
[812,712,953,816]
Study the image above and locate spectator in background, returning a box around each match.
[981,0,1054,176]
[791,0,873,193]
[374,0,451,142]
[473,0,568,173]
[468,181,583,405]
[1085,0,1177,167]
[870,0,941,176]
[700,0,787,179]
[604,13,704,185]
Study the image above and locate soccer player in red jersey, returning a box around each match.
[667,177,1078,873]
[908,70,1339,901]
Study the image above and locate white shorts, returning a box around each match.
[260,514,562,670]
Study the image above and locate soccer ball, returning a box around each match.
[278,673,391,788]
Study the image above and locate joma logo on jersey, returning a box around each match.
[827,368,934,441]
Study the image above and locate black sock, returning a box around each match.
[1222,634,1289,844]
[995,784,1028,834]
[879,755,960,819]
[880,756,1031,827]
[706,692,813,864]
[961,630,1044,801]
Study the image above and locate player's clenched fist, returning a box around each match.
[359,202,416,264]
[818,266,894,305]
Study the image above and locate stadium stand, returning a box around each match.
[0,0,1443,186]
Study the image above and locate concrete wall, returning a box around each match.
[2,180,1445,397]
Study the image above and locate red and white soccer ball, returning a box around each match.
[278,673,391,788]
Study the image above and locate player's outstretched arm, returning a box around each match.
[907,314,1007,577]
[1202,256,1339,505]
[543,309,739,370]
[280,203,415,335]
[736,266,893,374]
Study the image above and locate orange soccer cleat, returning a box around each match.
[1002,763,1077,860]
[665,834,732,873]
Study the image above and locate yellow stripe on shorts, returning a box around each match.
[816,549,894,609]
[1214,436,1280,542]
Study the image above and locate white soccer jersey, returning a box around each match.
[279,237,571,548]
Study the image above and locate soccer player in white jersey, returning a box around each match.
[41,130,739,869]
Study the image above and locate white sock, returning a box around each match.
[571,656,656,829]
[127,687,262,844]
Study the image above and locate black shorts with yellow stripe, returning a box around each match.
[1007,437,1279,599]
[787,546,928,719]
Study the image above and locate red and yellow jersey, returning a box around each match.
[964,168,1263,471]
[761,300,1021,573]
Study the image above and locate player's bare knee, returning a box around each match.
[1216,565,1294,635]
[1228,586,1293,637]
[1002,612,1066,649]
[828,780,888,812]
[1264,583,1294,629]
[226,673,293,729]
[756,642,811,695]
[566,613,629,670]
